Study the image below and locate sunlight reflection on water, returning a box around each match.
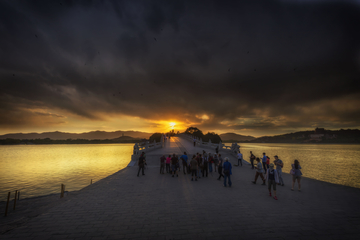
[0,144,133,201]
[226,143,360,189]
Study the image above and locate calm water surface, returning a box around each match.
[228,143,360,189]
[0,144,133,201]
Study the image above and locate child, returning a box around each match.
[266,163,279,200]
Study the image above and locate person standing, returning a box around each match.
[193,137,196,147]
[160,155,166,174]
[137,153,146,177]
[266,163,279,200]
[166,155,171,173]
[262,153,267,173]
[190,155,198,181]
[217,154,224,180]
[223,157,232,187]
[237,151,243,166]
[208,153,214,173]
[213,153,219,173]
[252,158,266,185]
[196,154,202,178]
[274,155,284,186]
[180,152,188,175]
[250,151,255,169]
[203,154,209,177]
[171,154,178,177]
[291,159,302,191]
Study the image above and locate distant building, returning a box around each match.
[310,134,324,140]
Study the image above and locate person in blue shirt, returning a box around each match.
[262,153,267,173]
[180,152,189,175]
[223,157,232,187]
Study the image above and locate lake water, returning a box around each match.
[1,143,360,201]
[0,144,133,201]
[228,143,360,189]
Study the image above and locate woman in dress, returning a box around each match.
[291,159,302,191]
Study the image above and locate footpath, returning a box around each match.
[1,137,360,240]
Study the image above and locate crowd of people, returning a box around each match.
[137,150,303,199]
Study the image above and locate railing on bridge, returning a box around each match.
[130,135,165,162]
[179,133,240,158]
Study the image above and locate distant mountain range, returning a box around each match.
[219,133,256,142]
[0,130,153,140]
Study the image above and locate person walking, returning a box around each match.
[262,153,267,173]
[252,158,266,185]
[180,152,188,175]
[203,154,209,177]
[250,151,255,169]
[266,156,270,169]
[215,146,219,154]
[265,163,279,200]
[223,157,232,187]
[166,155,171,173]
[193,137,196,147]
[217,154,224,180]
[160,155,166,174]
[237,151,243,166]
[171,154,178,177]
[274,155,284,186]
[291,159,302,191]
[208,153,214,173]
[137,153,146,177]
[190,155,198,181]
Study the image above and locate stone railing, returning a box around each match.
[130,135,165,163]
[179,133,240,158]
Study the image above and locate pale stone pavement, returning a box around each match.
[2,137,360,240]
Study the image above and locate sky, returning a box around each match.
[1,0,360,137]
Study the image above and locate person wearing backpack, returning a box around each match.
[223,157,232,187]
[171,154,179,177]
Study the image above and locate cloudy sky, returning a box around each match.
[1,0,360,137]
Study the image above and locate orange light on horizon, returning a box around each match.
[169,122,176,129]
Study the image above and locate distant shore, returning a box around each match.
[0,138,141,145]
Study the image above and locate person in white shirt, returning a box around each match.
[237,151,243,166]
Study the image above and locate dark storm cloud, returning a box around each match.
[1,0,360,133]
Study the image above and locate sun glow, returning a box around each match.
[169,122,176,129]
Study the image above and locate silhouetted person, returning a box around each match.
[160,155,166,174]
[137,153,145,177]
[217,154,224,180]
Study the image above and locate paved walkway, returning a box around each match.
[2,137,360,240]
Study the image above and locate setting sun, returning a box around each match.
[169,122,176,129]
